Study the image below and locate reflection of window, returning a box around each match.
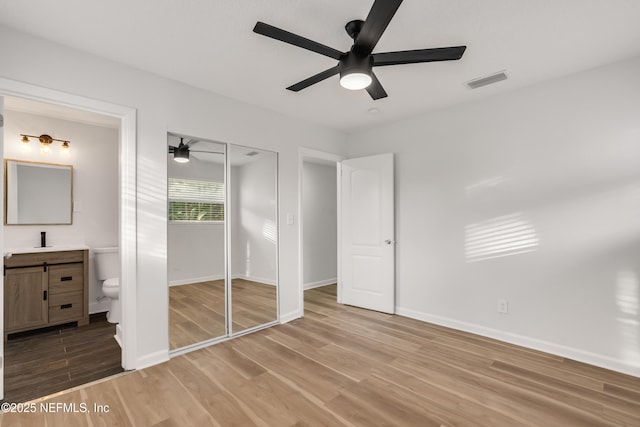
[168,178,224,222]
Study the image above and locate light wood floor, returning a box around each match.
[169,279,277,349]
[2,285,639,426]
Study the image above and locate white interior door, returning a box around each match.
[339,153,395,314]
[1,95,5,400]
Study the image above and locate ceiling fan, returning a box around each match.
[168,138,223,163]
[253,0,466,100]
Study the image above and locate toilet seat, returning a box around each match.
[102,278,119,298]
[103,277,119,288]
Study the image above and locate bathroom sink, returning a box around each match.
[4,244,90,258]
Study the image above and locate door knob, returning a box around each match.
[384,239,395,245]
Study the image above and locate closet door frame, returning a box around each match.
[168,135,279,357]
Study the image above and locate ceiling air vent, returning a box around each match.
[465,71,508,89]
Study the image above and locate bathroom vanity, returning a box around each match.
[3,246,89,339]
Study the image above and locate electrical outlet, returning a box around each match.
[498,299,509,314]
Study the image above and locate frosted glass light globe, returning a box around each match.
[340,72,372,90]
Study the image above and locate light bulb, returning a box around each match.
[61,141,71,157]
[40,143,52,156]
[339,72,372,90]
[20,136,31,153]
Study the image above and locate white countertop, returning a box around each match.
[3,244,90,257]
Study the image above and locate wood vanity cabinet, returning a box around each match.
[4,249,89,338]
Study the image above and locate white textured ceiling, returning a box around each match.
[1,0,640,133]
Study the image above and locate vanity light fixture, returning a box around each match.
[19,133,71,156]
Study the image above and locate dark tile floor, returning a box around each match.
[2,313,123,403]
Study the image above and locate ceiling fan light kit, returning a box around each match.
[253,0,466,100]
[172,139,190,163]
[169,138,227,163]
[339,51,373,90]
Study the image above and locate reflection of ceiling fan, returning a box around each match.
[168,138,223,163]
[253,0,467,100]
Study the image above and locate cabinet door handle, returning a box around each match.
[43,290,48,301]
[61,276,73,281]
[60,303,73,309]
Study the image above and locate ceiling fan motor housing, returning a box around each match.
[339,50,373,78]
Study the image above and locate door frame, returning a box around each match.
[0,77,138,373]
[297,147,344,319]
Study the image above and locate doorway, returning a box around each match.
[299,148,343,314]
[0,78,137,401]
[299,149,396,316]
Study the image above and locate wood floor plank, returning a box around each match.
[231,333,356,403]
[369,364,524,427]
[1,313,122,404]
[2,284,639,427]
[265,333,375,382]
[169,279,277,349]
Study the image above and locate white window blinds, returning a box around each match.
[168,178,224,203]
[168,178,224,222]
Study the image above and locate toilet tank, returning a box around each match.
[94,247,119,281]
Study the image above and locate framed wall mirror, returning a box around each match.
[4,159,73,225]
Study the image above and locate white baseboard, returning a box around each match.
[89,299,111,314]
[136,350,169,370]
[170,275,277,286]
[232,274,277,286]
[280,309,302,324]
[169,275,224,286]
[304,278,337,290]
[114,324,123,348]
[396,306,640,378]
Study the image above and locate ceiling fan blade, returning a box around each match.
[355,0,403,54]
[287,65,341,92]
[254,22,343,60]
[189,150,225,154]
[373,46,466,66]
[366,71,388,100]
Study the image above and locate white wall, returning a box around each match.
[0,24,347,367]
[347,56,640,376]
[303,161,337,288]
[3,110,119,314]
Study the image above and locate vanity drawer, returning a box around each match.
[48,264,84,294]
[48,291,83,323]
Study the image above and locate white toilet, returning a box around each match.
[94,247,120,324]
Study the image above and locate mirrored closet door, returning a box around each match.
[167,133,278,351]
[228,145,278,334]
